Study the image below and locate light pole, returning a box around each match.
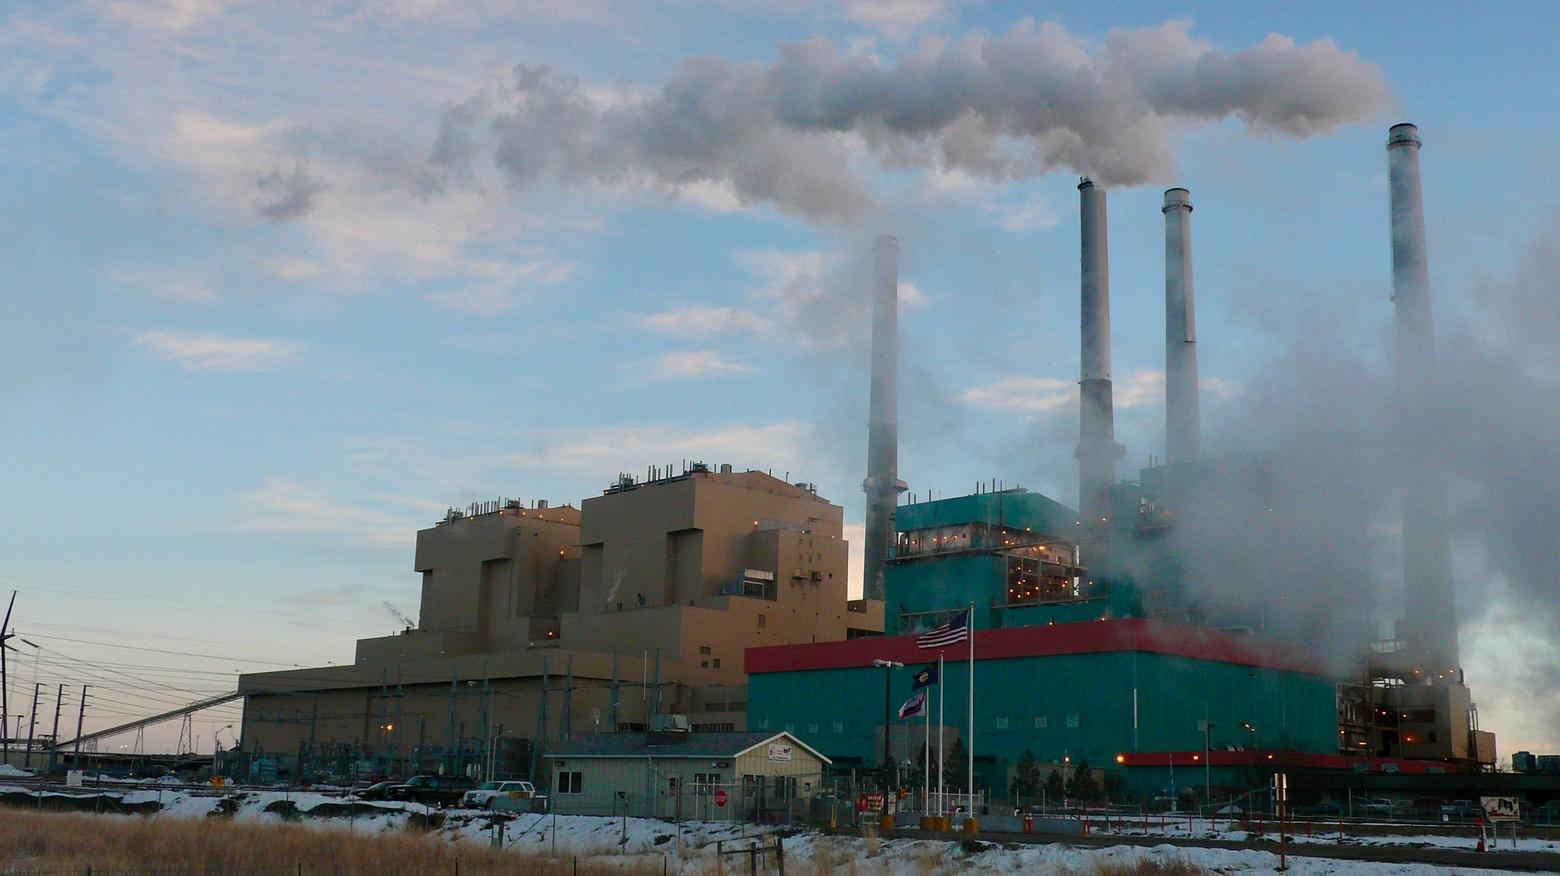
[488,729,508,783]
[1203,721,1214,808]
[872,659,903,820]
[213,724,233,779]
[1240,722,1257,750]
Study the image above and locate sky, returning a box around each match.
[2,0,1559,758]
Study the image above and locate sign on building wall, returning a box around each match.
[767,742,794,762]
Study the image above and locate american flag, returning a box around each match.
[916,609,969,649]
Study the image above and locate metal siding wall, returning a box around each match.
[888,554,1009,629]
[750,649,1339,797]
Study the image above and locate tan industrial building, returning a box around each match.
[237,464,882,782]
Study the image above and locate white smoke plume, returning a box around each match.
[428,20,1387,223]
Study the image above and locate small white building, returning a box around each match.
[545,730,830,819]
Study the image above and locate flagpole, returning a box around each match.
[937,653,944,816]
[967,600,975,815]
[924,695,931,815]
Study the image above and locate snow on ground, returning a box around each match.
[0,783,1552,874]
[0,765,32,777]
[1080,820,1560,855]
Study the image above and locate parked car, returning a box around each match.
[461,780,541,809]
[1361,798,1397,817]
[351,780,399,801]
[385,774,477,807]
[1441,800,1481,822]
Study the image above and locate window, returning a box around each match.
[759,717,770,730]
[807,722,819,735]
[556,771,583,795]
[693,722,736,732]
[832,721,845,734]
[712,658,721,668]
[1034,716,1048,729]
[758,614,767,629]
[700,645,712,655]
[700,661,708,668]
[995,716,1009,730]
[1066,713,1080,728]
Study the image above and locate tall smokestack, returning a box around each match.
[862,234,905,602]
[1076,180,1124,554]
[1387,123,1459,677]
[1163,188,1202,465]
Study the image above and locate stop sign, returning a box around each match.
[715,789,729,808]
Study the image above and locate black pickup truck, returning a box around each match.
[384,774,477,807]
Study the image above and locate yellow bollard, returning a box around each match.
[880,813,894,830]
[920,815,935,830]
[963,817,980,834]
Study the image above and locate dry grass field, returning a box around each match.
[0,809,1212,875]
[0,811,632,875]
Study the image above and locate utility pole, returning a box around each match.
[73,685,88,758]
[609,651,620,732]
[651,648,661,723]
[393,670,404,776]
[531,656,549,783]
[25,682,41,770]
[446,663,458,774]
[0,591,15,764]
[48,684,63,772]
[479,661,491,779]
[561,655,574,742]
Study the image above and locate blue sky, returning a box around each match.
[3,1,1558,754]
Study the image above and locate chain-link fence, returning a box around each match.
[548,774,825,826]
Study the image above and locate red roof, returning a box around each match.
[744,618,1323,675]
[1116,749,1478,774]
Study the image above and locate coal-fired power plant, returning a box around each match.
[1387,122,1460,680]
[1162,187,1202,465]
[862,234,905,602]
[1075,179,1124,557]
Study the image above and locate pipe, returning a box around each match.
[1387,123,1459,675]
[1163,187,1202,465]
[863,234,906,601]
[1076,180,1124,555]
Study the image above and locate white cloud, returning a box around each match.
[508,421,814,476]
[962,370,1182,414]
[841,0,957,38]
[650,350,754,381]
[842,522,865,599]
[899,281,929,310]
[961,375,1075,413]
[1114,370,1167,409]
[228,477,418,549]
[989,193,1062,231]
[132,329,300,371]
[640,306,773,336]
[99,0,229,33]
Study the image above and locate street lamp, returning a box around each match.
[1240,722,1257,750]
[872,659,904,820]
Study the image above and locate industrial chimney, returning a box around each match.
[862,234,905,602]
[1387,123,1459,677]
[1163,188,1202,466]
[1076,180,1124,554]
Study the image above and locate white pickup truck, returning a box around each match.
[461,780,543,810]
